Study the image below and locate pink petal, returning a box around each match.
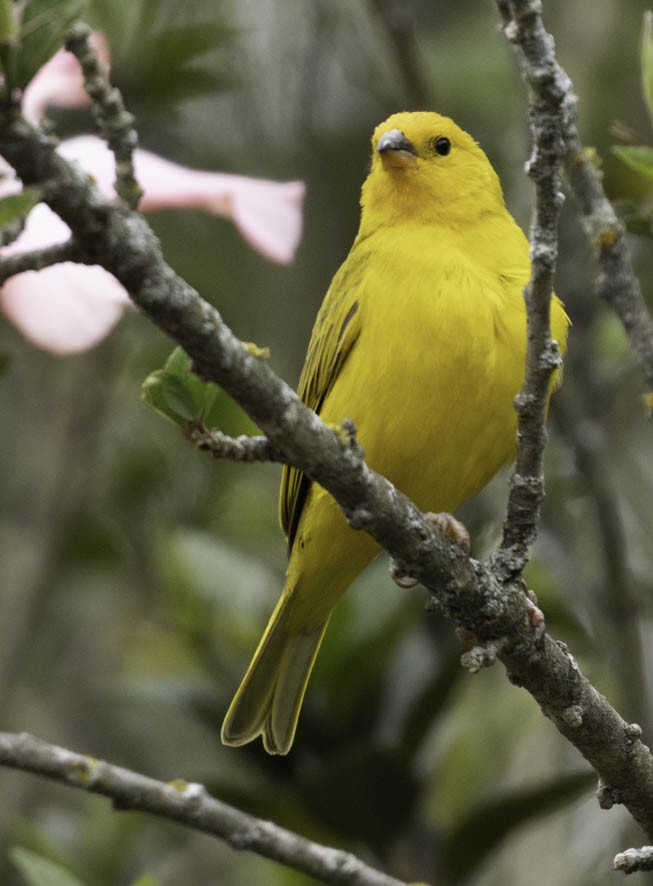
[57,136,119,197]
[1,264,129,354]
[59,138,306,263]
[0,128,305,353]
[22,33,111,125]
[0,203,131,355]
[2,203,70,254]
[228,178,305,265]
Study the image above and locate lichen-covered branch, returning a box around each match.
[498,0,653,407]
[65,24,141,209]
[496,0,567,571]
[188,424,283,463]
[489,5,653,840]
[0,732,407,886]
[614,846,653,874]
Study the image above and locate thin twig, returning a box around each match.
[0,238,86,284]
[495,0,567,572]
[64,24,142,209]
[188,424,284,463]
[614,845,653,874]
[0,732,407,886]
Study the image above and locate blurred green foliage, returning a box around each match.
[13,0,88,89]
[9,846,86,886]
[612,10,653,236]
[0,189,42,228]
[1,2,652,886]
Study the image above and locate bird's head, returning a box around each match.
[360,111,506,231]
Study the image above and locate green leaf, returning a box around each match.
[440,770,595,880]
[9,847,86,886]
[140,347,222,430]
[0,187,41,227]
[95,6,236,109]
[624,210,653,237]
[0,0,18,43]
[612,145,653,182]
[140,23,236,103]
[16,0,88,89]
[642,10,653,122]
[148,23,235,69]
[159,373,199,423]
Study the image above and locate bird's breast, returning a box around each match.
[319,240,527,514]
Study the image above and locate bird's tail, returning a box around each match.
[221,590,328,755]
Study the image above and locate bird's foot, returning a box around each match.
[389,560,419,588]
[520,577,546,641]
[424,512,471,555]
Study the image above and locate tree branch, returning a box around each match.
[0,238,85,284]
[0,732,407,886]
[491,1,653,847]
[614,846,653,875]
[65,24,141,209]
[498,0,653,410]
[495,0,566,573]
[188,424,284,464]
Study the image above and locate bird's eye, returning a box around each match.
[434,136,451,156]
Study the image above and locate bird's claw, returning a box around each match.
[424,512,471,555]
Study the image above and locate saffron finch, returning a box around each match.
[221,111,569,754]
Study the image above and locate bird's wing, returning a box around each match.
[279,250,365,553]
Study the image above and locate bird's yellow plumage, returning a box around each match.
[221,111,569,754]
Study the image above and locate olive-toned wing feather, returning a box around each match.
[279,249,366,553]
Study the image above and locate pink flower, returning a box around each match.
[0,204,131,354]
[1,40,305,355]
[59,136,306,266]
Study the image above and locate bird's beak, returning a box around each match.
[377,129,418,169]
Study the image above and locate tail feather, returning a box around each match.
[265,623,328,753]
[221,592,328,755]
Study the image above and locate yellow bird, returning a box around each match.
[221,111,569,754]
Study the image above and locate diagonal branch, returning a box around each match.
[0,731,407,886]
